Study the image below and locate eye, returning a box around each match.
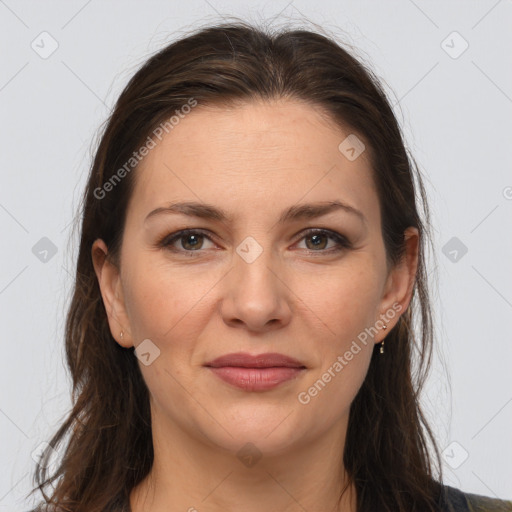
[157,228,352,256]
[158,229,217,255]
[294,228,352,254]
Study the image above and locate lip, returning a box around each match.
[204,352,307,391]
[205,352,306,369]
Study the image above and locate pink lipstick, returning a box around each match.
[204,352,306,391]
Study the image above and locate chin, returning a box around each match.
[212,429,299,461]
[198,405,305,455]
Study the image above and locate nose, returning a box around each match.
[219,241,292,333]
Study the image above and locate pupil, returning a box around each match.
[308,234,326,250]
[185,234,201,249]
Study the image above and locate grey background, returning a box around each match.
[1,0,511,510]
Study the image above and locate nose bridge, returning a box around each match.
[233,234,280,295]
[221,233,290,329]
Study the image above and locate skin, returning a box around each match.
[92,99,419,512]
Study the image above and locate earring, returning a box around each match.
[120,330,124,340]
[380,324,387,354]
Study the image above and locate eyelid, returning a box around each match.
[296,227,352,247]
[158,227,352,255]
[157,228,218,252]
[292,228,353,255]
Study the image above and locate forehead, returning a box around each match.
[126,99,379,229]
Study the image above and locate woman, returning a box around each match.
[27,19,512,512]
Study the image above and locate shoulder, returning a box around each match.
[441,484,512,512]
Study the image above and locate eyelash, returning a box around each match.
[157,228,353,257]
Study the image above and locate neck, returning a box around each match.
[129,409,357,512]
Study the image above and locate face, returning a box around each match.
[92,99,418,457]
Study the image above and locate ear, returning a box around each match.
[374,226,419,344]
[91,238,134,348]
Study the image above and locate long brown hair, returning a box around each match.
[28,17,444,512]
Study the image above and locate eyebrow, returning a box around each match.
[144,200,367,226]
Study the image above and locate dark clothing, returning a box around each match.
[440,484,512,511]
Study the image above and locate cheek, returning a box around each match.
[122,261,210,398]
[298,346,372,440]
[294,261,381,344]
[293,263,379,411]
[123,256,212,341]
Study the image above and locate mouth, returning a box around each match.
[204,352,307,392]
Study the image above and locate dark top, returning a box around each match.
[439,485,512,511]
[26,484,512,511]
